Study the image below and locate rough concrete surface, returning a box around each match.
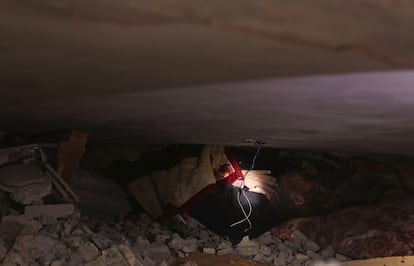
[1,0,414,154]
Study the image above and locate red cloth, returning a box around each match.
[157,149,243,223]
[217,150,244,185]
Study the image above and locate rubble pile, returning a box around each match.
[0,141,350,265]
[0,207,349,266]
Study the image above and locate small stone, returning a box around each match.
[82,224,94,234]
[1,249,26,265]
[273,254,287,266]
[50,259,63,266]
[137,244,171,261]
[155,234,170,243]
[305,250,320,260]
[236,236,259,257]
[91,236,111,250]
[253,253,264,262]
[77,242,100,262]
[182,238,197,253]
[72,228,85,236]
[140,256,157,266]
[262,254,274,263]
[217,241,232,250]
[0,215,42,244]
[118,245,136,266]
[295,253,309,261]
[24,204,75,219]
[320,246,335,259]
[291,231,307,241]
[217,247,232,256]
[302,239,320,252]
[277,243,293,255]
[136,236,150,246]
[13,235,68,265]
[202,247,216,255]
[286,254,294,264]
[335,253,348,262]
[158,260,168,266]
[255,231,273,245]
[291,261,303,266]
[259,244,272,256]
[67,236,82,248]
[177,251,186,258]
[169,234,185,250]
[101,247,129,266]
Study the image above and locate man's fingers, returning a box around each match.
[242,170,272,175]
[246,175,278,188]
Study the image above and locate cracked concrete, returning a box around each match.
[1,0,414,154]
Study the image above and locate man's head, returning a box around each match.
[276,170,336,218]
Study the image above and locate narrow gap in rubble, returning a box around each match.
[1,132,414,265]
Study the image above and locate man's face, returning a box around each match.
[279,173,336,215]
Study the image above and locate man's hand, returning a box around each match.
[233,170,279,202]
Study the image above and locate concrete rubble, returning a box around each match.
[0,141,350,265]
[0,206,350,265]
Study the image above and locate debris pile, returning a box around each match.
[0,207,349,266]
[0,140,349,265]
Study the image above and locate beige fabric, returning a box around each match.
[128,145,227,218]
[128,176,163,219]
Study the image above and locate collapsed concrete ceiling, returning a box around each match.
[1,0,414,154]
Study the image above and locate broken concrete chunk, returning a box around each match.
[0,215,42,244]
[0,163,52,204]
[303,239,320,252]
[118,245,136,266]
[274,254,288,266]
[295,253,309,261]
[155,233,170,244]
[77,242,100,262]
[0,163,49,187]
[136,244,171,261]
[217,247,233,256]
[13,235,68,265]
[25,204,75,219]
[277,243,293,255]
[253,253,264,262]
[235,236,259,257]
[67,236,82,248]
[255,231,273,245]
[101,247,130,266]
[168,234,185,250]
[320,246,335,259]
[10,179,52,205]
[181,238,197,253]
[91,236,111,250]
[136,235,150,246]
[1,249,27,265]
[202,247,216,255]
[335,253,348,262]
[306,250,320,260]
[259,244,272,256]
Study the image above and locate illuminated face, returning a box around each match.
[278,172,336,215]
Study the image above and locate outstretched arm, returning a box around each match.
[232,170,279,202]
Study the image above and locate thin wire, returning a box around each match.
[230,141,263,232]
[244,142,262,176]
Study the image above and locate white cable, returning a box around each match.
[230,188,253,231]
[230,141,263,232]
